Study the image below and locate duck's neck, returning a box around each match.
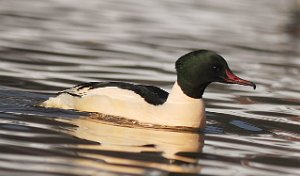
[162,81,206,128]
[166,81,200,104]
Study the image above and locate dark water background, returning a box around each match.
[0,0,300,175]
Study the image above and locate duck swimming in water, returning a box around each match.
[41,50,256,128]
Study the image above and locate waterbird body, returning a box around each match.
[41,50,256,128]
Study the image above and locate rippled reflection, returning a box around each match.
[61,116,204,173]
[69,116,204,161]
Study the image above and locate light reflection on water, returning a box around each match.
[65,116,203,171]
[0,0,300,175]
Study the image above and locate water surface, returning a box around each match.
[0,0,300,175]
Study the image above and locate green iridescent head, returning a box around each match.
[176,50,256,98]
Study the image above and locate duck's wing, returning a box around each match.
[59,82,169,105]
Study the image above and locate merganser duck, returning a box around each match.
[41,50,256,128]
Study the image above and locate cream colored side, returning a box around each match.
[41,82,206,128]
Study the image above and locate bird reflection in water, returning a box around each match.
[63,114,204,174]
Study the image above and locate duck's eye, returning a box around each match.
[212,65,222,72]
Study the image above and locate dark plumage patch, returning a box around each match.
[59,82,169,105]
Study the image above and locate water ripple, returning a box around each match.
[0,0,299,175]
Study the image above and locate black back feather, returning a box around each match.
[59,82,169,105]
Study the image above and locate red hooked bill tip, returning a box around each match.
[225,69,256,90]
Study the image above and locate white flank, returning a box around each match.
[41,82,206,128]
